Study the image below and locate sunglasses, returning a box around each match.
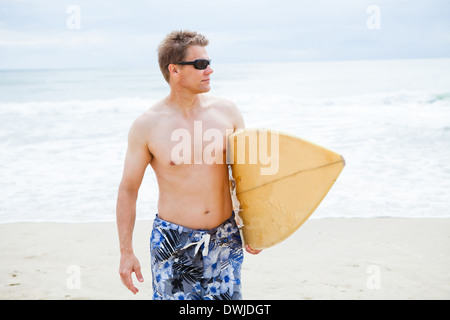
[175,59,211,70]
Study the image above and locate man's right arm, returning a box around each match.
[116,115,152,294]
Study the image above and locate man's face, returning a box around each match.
[177,45,213,94]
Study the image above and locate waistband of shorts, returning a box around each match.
[153,211,236,235]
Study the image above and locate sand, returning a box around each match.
[1,218,449,300]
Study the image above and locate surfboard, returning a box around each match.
[228,129,345,250]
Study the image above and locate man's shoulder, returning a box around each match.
[128,103,163,137]
[203,94,235,106]
[203,95,244,129]
[203,95,239,113]
[133,101,168,126]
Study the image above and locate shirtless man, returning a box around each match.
[116,30,261,300]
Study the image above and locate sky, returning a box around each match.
[0,0,449,69]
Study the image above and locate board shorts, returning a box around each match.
[150,212,244,300]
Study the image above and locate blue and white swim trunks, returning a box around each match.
[150,213,244,300]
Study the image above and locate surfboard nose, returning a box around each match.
[340,155,346,167]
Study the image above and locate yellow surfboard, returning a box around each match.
[228,129,345,250]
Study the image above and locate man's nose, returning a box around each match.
[205,65,213,74]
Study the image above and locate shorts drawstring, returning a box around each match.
[182,233,211,257]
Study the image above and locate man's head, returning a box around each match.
[158,30,210,85]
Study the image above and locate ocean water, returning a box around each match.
[1,59,449,223]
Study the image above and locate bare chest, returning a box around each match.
[149,113,234,167]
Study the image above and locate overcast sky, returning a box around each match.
[0,0,449,69]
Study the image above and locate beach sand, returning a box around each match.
[1,218,449,300]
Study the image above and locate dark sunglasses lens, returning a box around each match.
[194,60,210,69]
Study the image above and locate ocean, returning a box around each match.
[1,59,449,223]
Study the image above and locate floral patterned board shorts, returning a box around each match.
[150,213,244,300]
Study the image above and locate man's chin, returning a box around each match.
[189,83,211,94]
[199,85,211,93]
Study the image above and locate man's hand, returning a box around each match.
[245,244,262,255]
[119,253,144,294]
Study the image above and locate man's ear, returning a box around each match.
[168,64,180,81]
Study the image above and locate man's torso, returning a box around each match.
[143,95,237,229]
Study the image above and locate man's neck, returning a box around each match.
[166,88,202,115]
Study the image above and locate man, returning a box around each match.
[116,30,261,300]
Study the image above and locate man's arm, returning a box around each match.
[230,100,245,132]
[116,116,152,294]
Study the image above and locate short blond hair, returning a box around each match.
[157,30,209,83]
